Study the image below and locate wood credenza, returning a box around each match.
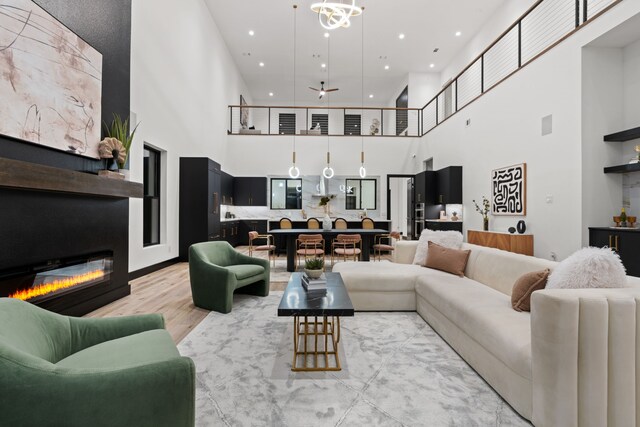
[467,230,534,256]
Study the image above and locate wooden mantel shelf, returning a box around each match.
[0,157,143,199]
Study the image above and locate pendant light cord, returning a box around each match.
[327,29,330,154]
[293,4,297,152]
[361,6,364,152]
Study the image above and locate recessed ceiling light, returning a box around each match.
[398,33,405,40]
[321,63,326,68]
[455,31,461,37]
[269,92,274,97]
[369,94,374,98]
[384,65,390,70]
[430,63,435,68]
[259,62,264,67]
[248,30,255,36]
[324,32,330,38]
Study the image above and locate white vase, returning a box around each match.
[322,214,332,230]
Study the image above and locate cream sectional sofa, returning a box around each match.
[332,241,640,426]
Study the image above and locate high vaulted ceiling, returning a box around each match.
[206,0,509,106]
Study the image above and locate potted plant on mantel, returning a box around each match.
[304,258,324,279]
[100,113,139,180]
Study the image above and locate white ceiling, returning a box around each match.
[206,0,508,105]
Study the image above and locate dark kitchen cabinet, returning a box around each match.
[221,172,234,205]
[221,220,240,247]
[179,158,221,260]
[239,220,268,245]
[414,171,426,204]
[589,227,640,277]
[233,177,267,206]
[426,221,463,233]
[414,171,437,204]
[436,166,463,205]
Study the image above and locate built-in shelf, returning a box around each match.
[604,163,640,174]
[0,157,143,198]
[604,126,640,142]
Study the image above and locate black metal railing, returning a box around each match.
[227,105,422,137]
[419,0,621,135]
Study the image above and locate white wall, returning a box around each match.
[226,135,422,221]
[418,1,640,261]
[622,39,640,217]
[581,47,624,246]
[440,1,535,84]
[623,39,640,128]
[128,0,251,272]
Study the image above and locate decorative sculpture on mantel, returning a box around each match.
[98,137,126,179]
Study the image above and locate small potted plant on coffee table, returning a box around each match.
[304,258,324,279]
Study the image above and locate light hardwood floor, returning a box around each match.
[86,262,209,343]
[87,246,391,343]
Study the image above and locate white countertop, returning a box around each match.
[425,219,463,223]
[220,217,270,222]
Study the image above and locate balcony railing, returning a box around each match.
[229,0,620,138]
[227,105,422,137]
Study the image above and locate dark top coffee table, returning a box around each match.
[278,272,354,371]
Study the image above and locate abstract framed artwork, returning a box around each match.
[0,0,103,158]
[239,95,249,128]
[491,163,527,216]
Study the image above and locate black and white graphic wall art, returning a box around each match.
[491,163,526,216]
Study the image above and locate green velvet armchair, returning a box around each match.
[0,298,195,427]
[189,241,270,314]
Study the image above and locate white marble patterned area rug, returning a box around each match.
[178,292,531,427]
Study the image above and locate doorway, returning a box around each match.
[387,174,414,240]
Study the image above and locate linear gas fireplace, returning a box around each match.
[0,253,113,305]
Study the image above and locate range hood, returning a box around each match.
[313,175,336,197]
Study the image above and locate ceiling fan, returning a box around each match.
[308,81,339,99]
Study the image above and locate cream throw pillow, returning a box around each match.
[546,247,626,289]
[412,229,463,266]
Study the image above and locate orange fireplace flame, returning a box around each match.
[8,269,106,301]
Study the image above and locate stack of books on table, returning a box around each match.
[302,274,327,293]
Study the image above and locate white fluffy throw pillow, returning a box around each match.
[412,230,463,266]
[546,247,626,289]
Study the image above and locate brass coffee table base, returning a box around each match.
[292,316,342,372]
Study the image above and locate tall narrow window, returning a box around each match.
[396,86,408,136]
[278,113,296,135]
[143,146,161,246]
[344,114,361,136]
[310,113,328,134]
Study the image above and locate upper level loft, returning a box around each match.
[228,105,423,137]
[229,0,621,138]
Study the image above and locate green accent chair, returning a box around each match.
[0,298,195,427]
[189,241,270,314]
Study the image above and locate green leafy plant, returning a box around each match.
[473,196,491,220]
[318,195,335,206]
[305,257,324,270]
[103,113,139,168]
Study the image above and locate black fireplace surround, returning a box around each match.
[0,0,133,315]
